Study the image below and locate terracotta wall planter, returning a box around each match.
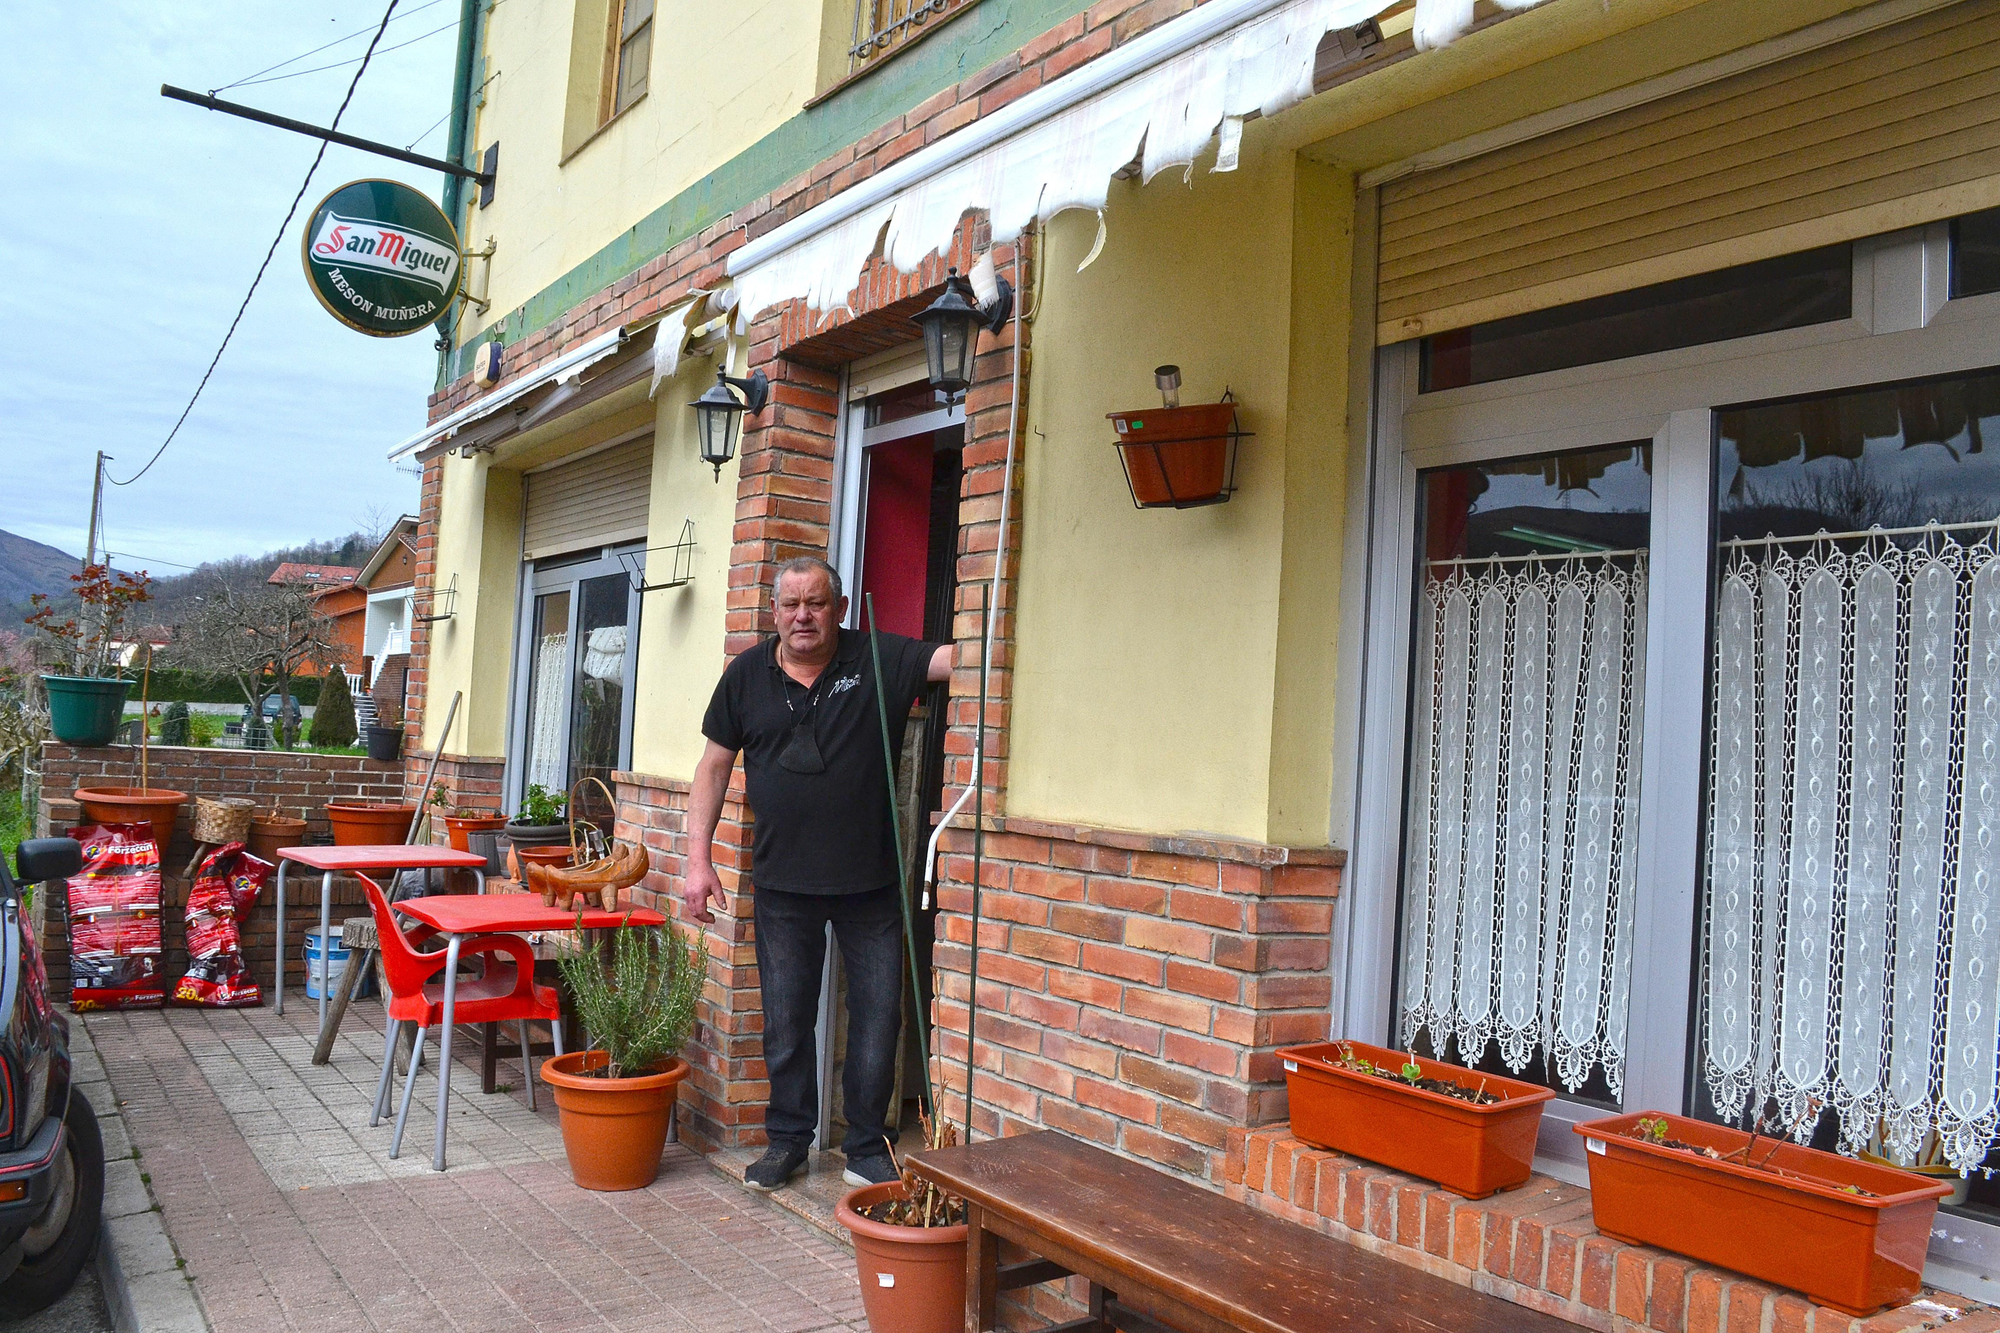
[1276,1040,1555,1199]
[1108,402,1238,508]
[540,1051,687,1191]
[1575,1112,1949,1317]
[442,812,506,852]
[837,1182,967,1333]
[325,802,418,847]
[73,786,189,853]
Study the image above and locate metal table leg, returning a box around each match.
[434,932,462,1172]
[317,869,334,1035]
[274,859,287,1015]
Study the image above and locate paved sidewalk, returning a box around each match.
[84,998,869,1333]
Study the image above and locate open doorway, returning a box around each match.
[820,348,964,1151]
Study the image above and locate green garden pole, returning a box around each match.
[865,595,937,1122]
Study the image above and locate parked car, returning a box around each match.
[0,840,103,1315]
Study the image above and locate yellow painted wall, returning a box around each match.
[1009,140,1351,845]
[459,0,824,340]
[422,458,523,757]
[627,348,746,783]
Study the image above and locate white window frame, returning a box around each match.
[1341,223,2000,1297]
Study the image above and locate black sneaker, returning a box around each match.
[745,1144,809,1192]
[841,1152,899,1188]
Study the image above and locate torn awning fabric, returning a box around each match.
[727,0,1541,318]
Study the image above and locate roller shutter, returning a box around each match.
[1378,0,2000,343]
[521,436,653,561]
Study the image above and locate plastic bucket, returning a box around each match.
[304,928,373,1000]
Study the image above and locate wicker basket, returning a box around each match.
[193,797,257,845]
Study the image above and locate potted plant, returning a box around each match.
[1275,1039,1555,1199]
[1574,1109,1950,1316]
[503,784,570,851]
[836,1113,969,1333]
[25,564,152,746]
[541,918,702,1191]
[365,693,404,763]
[439,795,508,852]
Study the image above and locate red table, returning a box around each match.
[271,845,492,1035]
[390,893,666,1170]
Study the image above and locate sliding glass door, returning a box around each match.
[508,546,641,827]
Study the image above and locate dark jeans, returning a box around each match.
[753,884,904,1160]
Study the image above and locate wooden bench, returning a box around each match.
[908,1131,1575,1333]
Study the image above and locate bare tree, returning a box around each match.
[170,583,342,749]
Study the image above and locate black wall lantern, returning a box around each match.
[690,366,770,480]
[913,267,1012,398]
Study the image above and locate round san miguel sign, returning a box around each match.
[301,179,462,337]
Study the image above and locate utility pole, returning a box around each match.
[83,451,107,571]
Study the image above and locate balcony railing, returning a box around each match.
[849,0,973,73]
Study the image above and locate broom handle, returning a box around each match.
[865,596,936,1123]
[140,645,152,791]
[404,691,461,846]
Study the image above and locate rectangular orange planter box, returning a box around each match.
[1574,1112,1949,1317]
[1276,1040,1555,1199]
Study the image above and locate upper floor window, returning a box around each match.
[848,0,975,76]
[607,0,652,119]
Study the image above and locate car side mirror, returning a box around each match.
[14,839,81,884]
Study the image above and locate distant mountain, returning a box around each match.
[0,529,83,624]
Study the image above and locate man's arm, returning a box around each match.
[683,739,739,923]
[927,643,952,682]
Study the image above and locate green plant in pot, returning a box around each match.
[541,918,702,1190]
[504,784,569,848]
[25,564,152,747]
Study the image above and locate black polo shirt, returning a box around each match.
[702,628,943,895]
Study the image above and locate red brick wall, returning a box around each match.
[929,818,1342,1184]
[36,742,409,999]
[612,770,760,1151]
[1227,1124,1988,1333]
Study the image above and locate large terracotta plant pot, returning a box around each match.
[1276,1040,1555,1199]
[442,811,506,852]
[73,786,189,853]
[246,814,308,865]
[325,802,418,847]
[1575,1112,1949,1317]
[540,1051,687,1191]
[43,676,132,746]
[837,1181,968,1333]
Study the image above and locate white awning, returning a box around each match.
[388,327,630,460]
[728,0,1537,316]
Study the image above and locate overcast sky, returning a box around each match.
[2,2,464,572]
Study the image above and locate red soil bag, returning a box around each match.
[174,843,272,1008]
[65,823,165,1011]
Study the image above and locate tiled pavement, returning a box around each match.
[83,997,870,1333]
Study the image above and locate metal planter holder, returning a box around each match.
[1107,394,1247,509]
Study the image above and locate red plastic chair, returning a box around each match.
[360,875,564,1164]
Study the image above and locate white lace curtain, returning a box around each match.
[524,630,570,793]
[1401,550,1648,1094]
[1702,526,2000,1172]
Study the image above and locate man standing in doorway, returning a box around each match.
[685,556,952,1191]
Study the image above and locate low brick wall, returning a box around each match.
[1228,1123,1989,1333]
[36,742,410,998]
[613,769,759,1153]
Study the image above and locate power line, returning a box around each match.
[232,20,459,90]
[213,0,446,92]
[112,0,405,491]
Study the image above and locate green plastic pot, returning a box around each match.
[42,676,132,747]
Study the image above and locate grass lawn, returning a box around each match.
[0,787,27,867]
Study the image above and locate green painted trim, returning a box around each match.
[448,0,1087,381]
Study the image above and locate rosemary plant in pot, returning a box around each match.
[542,918,702,1191]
